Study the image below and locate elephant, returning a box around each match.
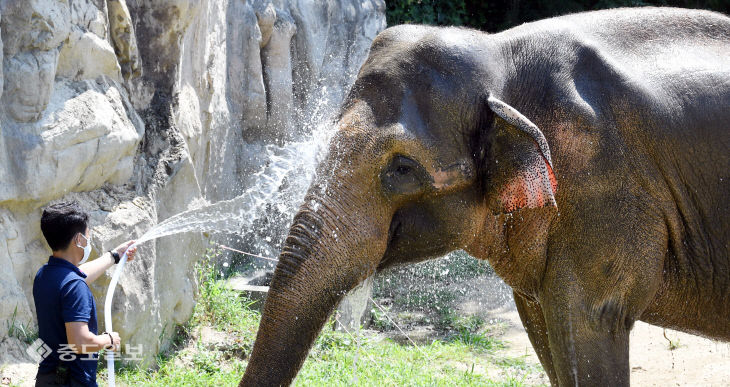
[240,7,730,386]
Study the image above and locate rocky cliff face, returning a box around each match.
[0,0,385,365]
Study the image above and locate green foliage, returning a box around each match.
[369,305,395,331]
[667,338,681,350]
[297,329,521,387]
[6,305,38,344]
[193,249,260,341]
[114,354,247,386]
[387,0,469,27]
[445,315,506,352]
[112,249,542,386]
[190,345,223,375]
[113,249,257,386]
[373,250,494,330]
[387,0,730,32]
[663,329,683,350]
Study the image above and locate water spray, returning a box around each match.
[103,243,135,387]
[97,118,335,386]
[218,244,279,262]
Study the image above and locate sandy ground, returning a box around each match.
[0,337,37,387]
[463,276,730,386]
[489,306,730,386]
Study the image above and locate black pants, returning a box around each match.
[34,371,88,387]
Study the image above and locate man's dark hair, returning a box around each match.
[41,201,89,251]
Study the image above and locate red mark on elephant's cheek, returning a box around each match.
[500,178,530,213]
[499,157,557,213]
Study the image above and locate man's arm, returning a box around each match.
[65,322,120,354]
[80,240,136,284]
[79,252,115,284]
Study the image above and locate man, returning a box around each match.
[33,201,138,386]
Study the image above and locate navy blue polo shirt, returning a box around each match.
[33,256,98,386]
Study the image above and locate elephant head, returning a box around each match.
[240,25,557,386]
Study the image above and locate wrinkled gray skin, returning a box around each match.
[241,7,730,386]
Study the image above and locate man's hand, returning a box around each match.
[105,331,121,352]
[81,240,139,284]
[66,323,122,354]
[113,240,137,261]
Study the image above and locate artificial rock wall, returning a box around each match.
[0,0,385,364]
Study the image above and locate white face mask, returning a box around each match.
[76,233,92,265]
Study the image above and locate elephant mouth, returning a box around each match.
[377,216,402,270]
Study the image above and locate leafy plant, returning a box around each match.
[370,305,396,331]
[386,0,729,32]
[193,249,259,334]
[191,346,222,375]
[6,305,38,344]
[446,315,505,352]
[663,329,682,351]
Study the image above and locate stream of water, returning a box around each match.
[133,121,335,250]
[104,109,337,386]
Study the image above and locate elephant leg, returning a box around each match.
[542,295,632,386]
[536,197,667,385]
[513,291,558,385]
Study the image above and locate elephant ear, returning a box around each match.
[486,96,557,213]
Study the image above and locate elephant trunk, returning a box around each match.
[240,197,380,386]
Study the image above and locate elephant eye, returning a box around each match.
[381,155,426,195]
[395,165,412,175]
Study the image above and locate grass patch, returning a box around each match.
[437,314,506,353]
[373,250,495,331]
[113,250,256,386]
[6,305,38,344]
[108,249,542,386]
[296,331,516,386]
[115,355,246,386]
[191,250,260,342]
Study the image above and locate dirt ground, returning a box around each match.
[488,306,730,386]
[0,337,37,387]
[460,276,730,386]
